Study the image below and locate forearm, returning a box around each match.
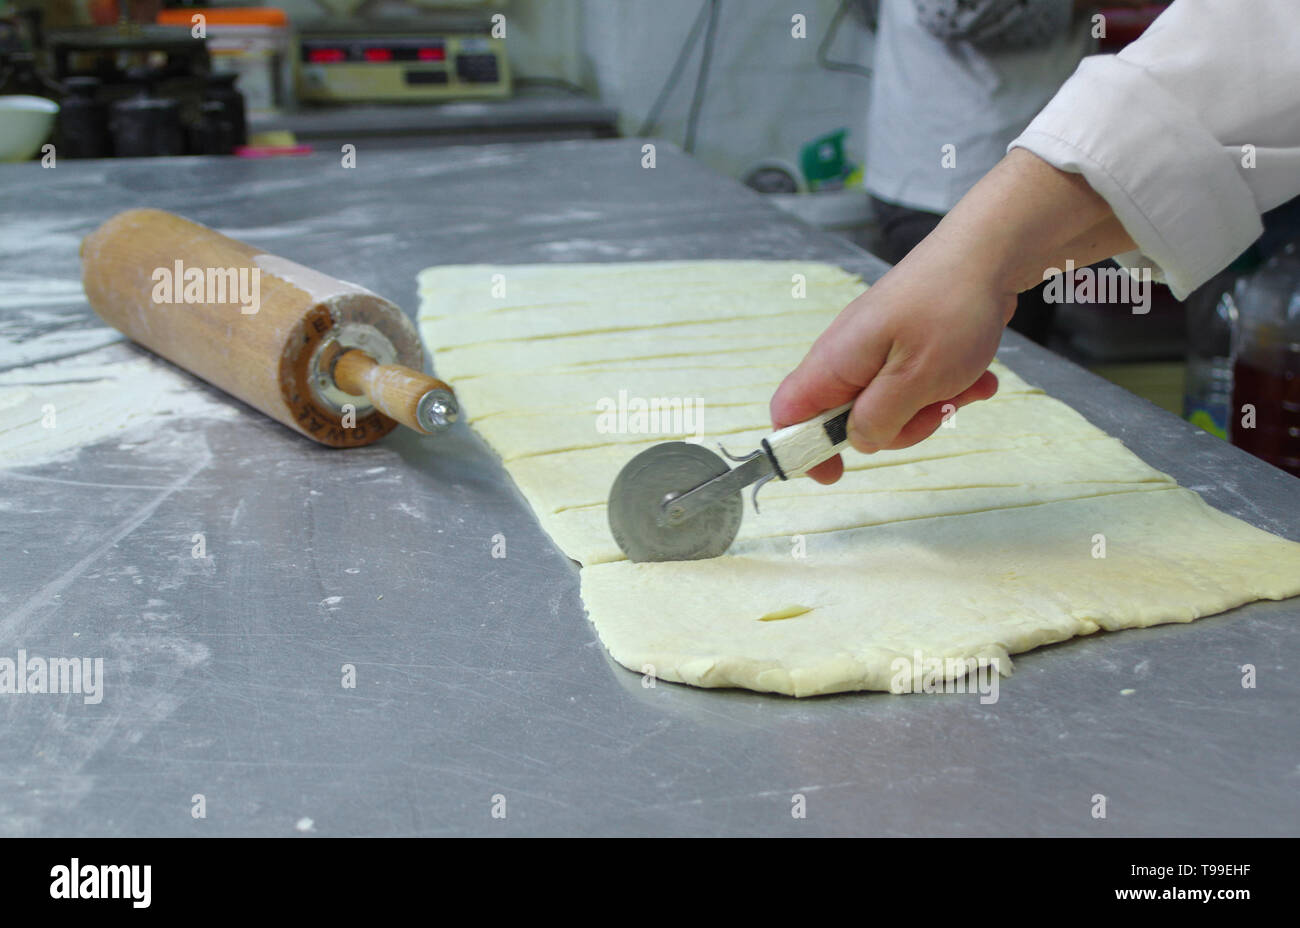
[1051,214,1138,283]
[914,148,1135,298]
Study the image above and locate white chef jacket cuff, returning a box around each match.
[1112,249,1166,288]
[1009,56,1262,300]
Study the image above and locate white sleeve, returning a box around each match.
[1008,0,1300,299]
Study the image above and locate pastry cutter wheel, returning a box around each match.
[608,403,853,562]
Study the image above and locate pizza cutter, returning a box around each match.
[607,403,853,562]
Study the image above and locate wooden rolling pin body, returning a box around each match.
[80,208,455,447]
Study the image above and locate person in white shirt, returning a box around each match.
[775,0,1300,483]
[865,0,1156,343]
[866,0,1094,260]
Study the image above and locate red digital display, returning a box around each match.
[418,47,446,61]
[363,48,393,62]
[307,48,346,63]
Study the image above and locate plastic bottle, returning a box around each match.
[1230,243,1300,476]
[1183,268,1238,439]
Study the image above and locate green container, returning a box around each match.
[800,129,853,191]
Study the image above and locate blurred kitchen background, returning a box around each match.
[2,0,1297,475]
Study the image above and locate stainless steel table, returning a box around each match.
[1,141,1297,836]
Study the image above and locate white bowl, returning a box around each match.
[0,95,59,162]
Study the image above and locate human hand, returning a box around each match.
[771,148,1136,484]
[770,230,1007,484]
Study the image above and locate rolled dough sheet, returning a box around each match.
[418,261,1300,697]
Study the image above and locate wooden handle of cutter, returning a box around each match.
[333,349,457,434]
[81,208,456,448]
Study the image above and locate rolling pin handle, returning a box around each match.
[332,348,458,436]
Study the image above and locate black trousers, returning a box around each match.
[870,196,1057,346]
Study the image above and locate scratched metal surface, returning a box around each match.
[1,140,1297,837]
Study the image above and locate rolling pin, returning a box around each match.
[80,208,457,448]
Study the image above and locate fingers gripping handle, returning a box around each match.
[762,402,854,479]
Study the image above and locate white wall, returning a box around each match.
[580,0,874,184]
